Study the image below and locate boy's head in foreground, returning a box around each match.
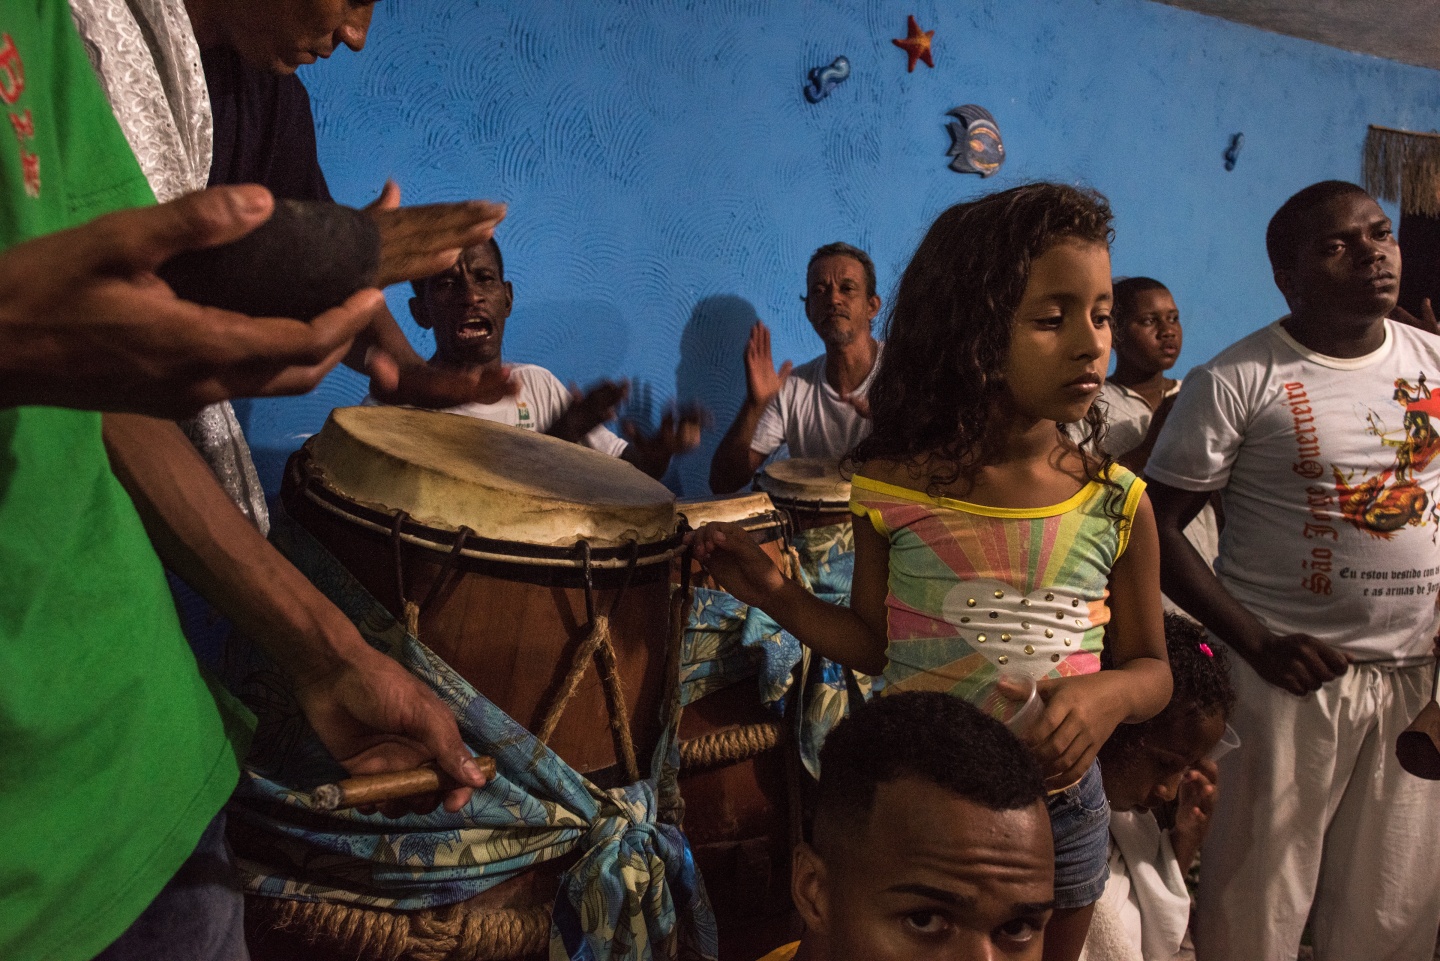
[793,691,1054,961]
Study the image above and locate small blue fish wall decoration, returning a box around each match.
[946,104,1005,176]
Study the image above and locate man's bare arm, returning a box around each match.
[709,403,768,493]
[1148,478,1348,694]
[103,414,487,813]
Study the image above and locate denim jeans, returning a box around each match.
[1045,760,1111,910]
[92,811,248,961]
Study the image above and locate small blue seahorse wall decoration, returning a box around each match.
[804,56,851,103]
[1224,133,1244,171]
[946,105,1005,176]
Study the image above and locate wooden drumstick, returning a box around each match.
[310,756,497,811]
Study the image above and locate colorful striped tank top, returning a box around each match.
[849,465,1145,718]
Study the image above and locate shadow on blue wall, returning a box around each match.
[673,294,764,497]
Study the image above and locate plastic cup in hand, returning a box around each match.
[1208,723,1242,762]
[997,670,1043,736]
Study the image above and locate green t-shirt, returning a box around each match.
[0,3,248,958]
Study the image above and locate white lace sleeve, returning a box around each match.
[68,0,211,202]
[69,0,269,533]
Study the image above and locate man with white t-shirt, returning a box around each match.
[1146,181,1440,961]
[389,239,700,479]
[709,242,883,493]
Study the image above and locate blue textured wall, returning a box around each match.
[235,0,1440,498]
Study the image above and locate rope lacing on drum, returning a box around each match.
[251,895,551,961]
[390,511,474,639]
[676,721,783,771]
[535,540,644,785]
[385,512,677,788]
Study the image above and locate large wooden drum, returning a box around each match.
[281,405,682,783]
[250,407,688,961]
[673,491,802,959]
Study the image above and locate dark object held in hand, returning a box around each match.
[1397,699,1440,780]
[158,199,380,320]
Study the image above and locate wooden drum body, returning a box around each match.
[672,491,802,957]
[281,406,681,782]
[676,682,798,959]
[249,407,693,961]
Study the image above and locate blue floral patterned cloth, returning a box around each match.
[679,522,878,775]
[224,512,716,961]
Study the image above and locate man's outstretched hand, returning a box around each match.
[623,404,706,478]
[365,180,506,288]
[0,185,380,417]
[550,379,630,443]
[744,321,793,410]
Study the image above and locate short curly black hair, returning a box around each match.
[1103,613,1235,739]
[813,691,1046,848]
[1111,276,1171,332]
[1265,180,1373,273]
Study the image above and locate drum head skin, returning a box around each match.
[677,492,780,529]
[307,406,676,548]
[754,457,851,507]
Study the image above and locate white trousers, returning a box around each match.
[1195,658,1440,961]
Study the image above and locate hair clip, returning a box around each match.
[1198,642,1214,658]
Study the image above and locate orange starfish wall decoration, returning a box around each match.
[892,15,935,72]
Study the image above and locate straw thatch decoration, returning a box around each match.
[1364,124,1440,216]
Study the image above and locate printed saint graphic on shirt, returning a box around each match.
[1333,371,1440,540]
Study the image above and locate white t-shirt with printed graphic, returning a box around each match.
[364,363,629,458]
[750,344,883,460]
[1147,318,1440,662]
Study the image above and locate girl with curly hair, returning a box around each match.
[694,182,1172,961]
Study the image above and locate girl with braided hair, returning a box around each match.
[1084,615,1236,961]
